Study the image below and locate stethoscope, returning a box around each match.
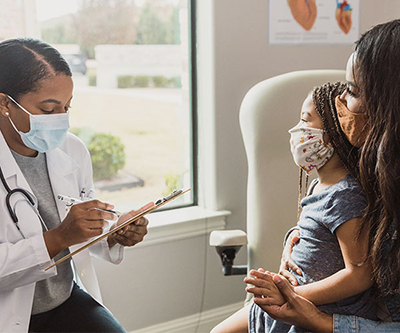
[0,164,48,239]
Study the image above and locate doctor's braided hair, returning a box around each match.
[0,38,71,101]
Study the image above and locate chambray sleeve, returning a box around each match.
[334,314,400,332]
[323,186,367,234]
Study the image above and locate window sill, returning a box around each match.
[129,206,231,249]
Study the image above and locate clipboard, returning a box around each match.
[45,188,191,271]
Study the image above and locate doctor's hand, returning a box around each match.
[44,200,117,258]
[107,207,149,248]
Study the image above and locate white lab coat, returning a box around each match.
[0,131,124,332]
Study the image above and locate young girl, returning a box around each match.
[211,82,375,333]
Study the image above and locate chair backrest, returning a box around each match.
[240,70,345,276]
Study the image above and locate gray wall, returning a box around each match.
[93,1,400,331]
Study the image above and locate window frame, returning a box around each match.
[189,0,198,208]
[160,0,198,212]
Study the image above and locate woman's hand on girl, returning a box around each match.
[279,229,301,285]
[261,274,334,332]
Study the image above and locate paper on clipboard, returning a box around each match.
[45,188,191,271]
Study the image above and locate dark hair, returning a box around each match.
[297,82,360,219]
[355,19,400,297]
[0,38,71,100]
[312,82,360,179]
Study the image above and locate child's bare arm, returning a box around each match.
[294,217,373,305]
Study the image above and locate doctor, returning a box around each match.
[0,38,148,332]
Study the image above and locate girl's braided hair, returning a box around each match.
[297,82,361,220]
[312,81,360,180]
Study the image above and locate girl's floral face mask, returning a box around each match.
[289,123,334,173]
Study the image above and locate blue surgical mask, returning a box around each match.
[7,95,70,153]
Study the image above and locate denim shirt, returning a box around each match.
[334,238,400,332]
[334,315,400,332]
[334,231,400,332]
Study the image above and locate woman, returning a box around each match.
[0,38,148,332]
[259,19,400,332]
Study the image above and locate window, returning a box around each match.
[6,0,196,211]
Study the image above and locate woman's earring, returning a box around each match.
[5,112,9,116]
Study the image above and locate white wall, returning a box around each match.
[94,1,400,332]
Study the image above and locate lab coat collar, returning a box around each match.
[0,130,81,225]
[0,130,28,188]
[43,138,80,221]
[0,130,79,189]
[46,145,79,179]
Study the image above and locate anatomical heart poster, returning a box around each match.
[269,0,360,44]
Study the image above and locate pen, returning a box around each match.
[80,188,85,201]
[57,194,121,217]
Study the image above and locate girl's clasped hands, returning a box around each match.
[245,269,286,309]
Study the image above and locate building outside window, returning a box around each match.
[1,0,195,212]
